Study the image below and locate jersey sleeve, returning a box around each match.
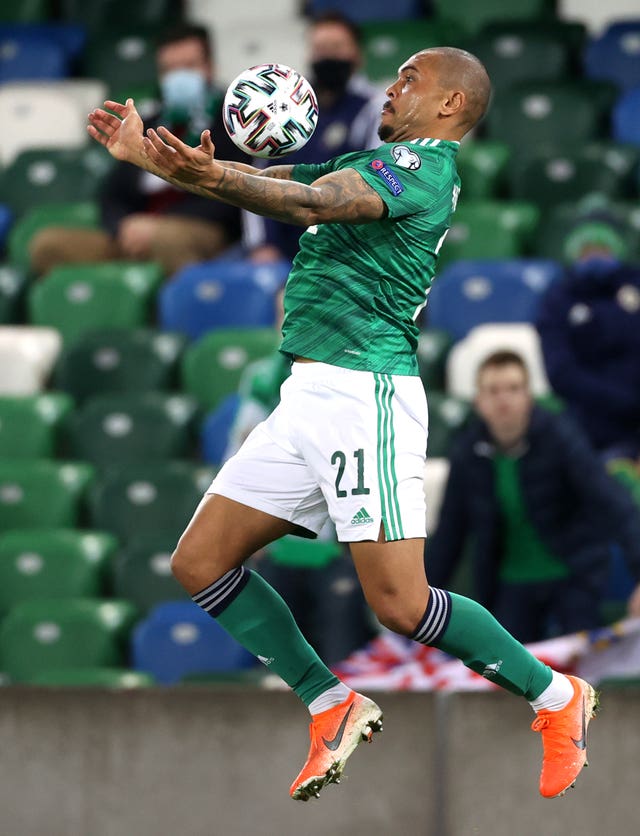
[291,158,340,185]
[354,144,458,221]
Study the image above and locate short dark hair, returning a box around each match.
[156,23,212,60]
[310,11,362,46]
[477,350,529,382]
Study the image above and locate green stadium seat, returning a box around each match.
[455,141,511,200]
[426,392,472,458]
[0,393,73,459]
[64,392,199,467]
[264,537,343,569]
[54,328,186,403]
[88,461,215,542]
[113,531,189,612]
[361,19,466,82]
[83,31,158,97]
[29,262,163,344]
[8,202,99,273]
[0,529,116,613]
[0,598,137,682]
[485,81,610,160]
[182,328,279,410]
[0,266,27,324]
[0,460,95,529]
[431,0,554,36]
[416,328,454,392]
[24,667,155,687]
[479,20,588,72]
[0,147,112,218]
[438,200,540,268]
[61,0,180,30]
[0,0,49,22]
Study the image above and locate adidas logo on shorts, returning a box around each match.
[351,507,374,525]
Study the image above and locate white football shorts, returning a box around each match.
[208,360,428,542]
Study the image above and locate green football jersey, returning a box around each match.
[280,138,461,375]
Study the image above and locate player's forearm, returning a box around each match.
[214,160,295,180]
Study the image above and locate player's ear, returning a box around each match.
[440,90,465,117]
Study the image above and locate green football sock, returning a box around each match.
[415,589,552,699]
[207,570,340,706]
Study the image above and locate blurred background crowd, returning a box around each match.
[0,0,639,688]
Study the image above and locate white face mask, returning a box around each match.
[160,68,207,116]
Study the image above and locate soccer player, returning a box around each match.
[88,47,597,802]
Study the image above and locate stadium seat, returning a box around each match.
[0,147,112,217]
[426,392,472,458]
[54,328,186,403]
[478,20,588,71]
[0,460,95,530]
[424,457,451,535]
[60,0,181,30]
[0,84,87,167]
[131,601,256,685]
[308,0,422,21]
[485,81,609,159]
[88,461,215,542]
[0,205,12,251]
[508,144,639,208]
[158,259,288,341]
[437,202,540,269]
[0,528,116,613]
[431,0,553,36]
[29,262,162,344]
[25,667,155,687]
[0,393,73,459]
[611,86,640,146]
[0,325,62,394]
[446,323,551,400]
[362,19,466,82]
[0,0,49,23]
[416,328,454,392]
[427,259,560,341]
[200,393,241,467]
[584,20,640,91]
[0,33,68,82]
[8,201,99,272]
[181,328,279,410]
[64,392,199,467]
[0,598,137,682]
[455,141,511,200]
[466,29,571,92]
[0,22,87,63]
[113,531,190,612]
[82,30,157,97]
[0,265,26,324]
[215,18,308,85]
[264,537,343,569]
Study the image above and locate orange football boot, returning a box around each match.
[290,690,383,801]
[531,674,599,798]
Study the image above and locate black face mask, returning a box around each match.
[311,58,354,94]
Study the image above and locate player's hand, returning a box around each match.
[143,127,221,186]
[87,99,145,164]
[628,582,640,618]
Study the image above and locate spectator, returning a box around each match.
[425,350,640,644]
[246,11,385,262]
[30,23,247,277]
[536,205,640,460]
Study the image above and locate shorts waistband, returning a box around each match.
[290,360,374,379]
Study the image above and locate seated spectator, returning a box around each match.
[536,206,640,460]
[425,350,640,644]
[246,11,385,262]
[30,23,247,277]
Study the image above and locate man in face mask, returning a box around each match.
[246,12,385,263]
[30,23,247,277]
[536,205,640,460]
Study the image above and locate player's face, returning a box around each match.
[475,364,533,443]
[379,53,446,142]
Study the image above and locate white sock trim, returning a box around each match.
[529,671,575,713]
[308,683,352,716]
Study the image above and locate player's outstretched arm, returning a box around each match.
[142,125,385,225]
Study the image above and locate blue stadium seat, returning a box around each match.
[200,393,241,467]
[307,0,422,22]
[584,20,640,91]
[611,86,640,146]
[0,204,12,251]
[158,259,289,340]
[0,34,68,82]
[131,601,256,685]
[0,23,86,63]
[425,259,562,340]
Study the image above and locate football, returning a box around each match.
[222,63,319,158]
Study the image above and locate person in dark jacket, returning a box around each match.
[536,209,640,460]
[425,350,640,643]
[30,23,247,277]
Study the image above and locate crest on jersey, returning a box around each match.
[392,145,421,170]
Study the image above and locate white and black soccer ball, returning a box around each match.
[223,63,319,158]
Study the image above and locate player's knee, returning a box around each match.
[370,595,423,637]
[170,533,226,589]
